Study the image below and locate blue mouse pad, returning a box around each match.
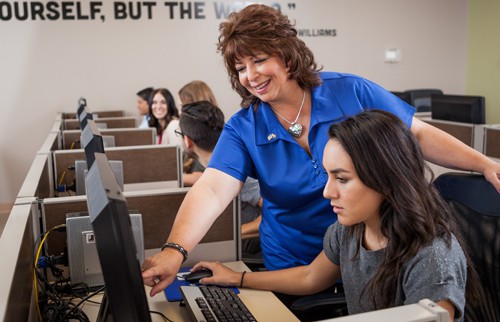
[164,267,240,302]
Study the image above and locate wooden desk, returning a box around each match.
[82,262,299,322]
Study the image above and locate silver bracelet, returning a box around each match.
[161,242,188,263]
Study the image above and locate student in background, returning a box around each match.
[142,4,499,297]
[176,100,262,256]
[148,88,183,146]
[178,80,219,186]
[178,80,219,107]
[136,87,153,129]
[191,110,481,322]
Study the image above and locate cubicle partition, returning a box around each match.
[41,188,240,265]
[418,118,480,179]
[52,144,182,191]
[61,128,156,149]
[0,200,39,322]
[63,116,136,130]
[62,110,125,119]
[483,125,500,159]
[422,118,477,148]
[38,131,61,154]
[17,153,54,199]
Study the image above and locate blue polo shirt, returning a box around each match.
[209,72,415,270]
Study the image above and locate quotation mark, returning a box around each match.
[288,3,296,9]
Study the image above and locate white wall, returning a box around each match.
[0,0,467,204]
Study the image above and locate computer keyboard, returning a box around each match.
[180,285,257,322]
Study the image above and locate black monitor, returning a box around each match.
[431,94,486,124]
[85,152,152,322]
[79,109,94,130]
[81,120,105,168]
[76,97,88,118]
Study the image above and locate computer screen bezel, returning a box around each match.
[80,120,105,168]
[431,94,485,124]
[78,109,94,130]
[85,152,152,322]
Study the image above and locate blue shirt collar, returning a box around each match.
[254,82,344,146]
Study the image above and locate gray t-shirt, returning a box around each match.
[240,177,261,224]
[323,222,466,321]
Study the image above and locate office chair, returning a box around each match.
[404,89,443,112]
[433,172,500,322]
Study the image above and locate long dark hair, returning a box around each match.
[217,4,322,108]
[328,109,481,309]
[148,88,179,135]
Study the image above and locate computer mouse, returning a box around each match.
[184,268,213,284]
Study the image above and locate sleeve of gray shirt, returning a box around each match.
[401,235,467,321]
[240,178,261,206]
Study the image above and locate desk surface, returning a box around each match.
[82,261,299,322]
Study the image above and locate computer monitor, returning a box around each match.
[75,159,123,195]
[85,152,152,322]
[431,94,486,124]
[80,120,105,168]
[76,97,87,118]
[79,109,94,130]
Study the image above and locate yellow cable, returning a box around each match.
[33,224,65,321]
[57,171,66,187]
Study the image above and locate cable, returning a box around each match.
[150,310,174,322]
[33,224,66,321]
[59,286,105,321]
[69,139,80,150]
[57,170,66,187]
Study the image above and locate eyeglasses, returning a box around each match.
[174,128,185,137]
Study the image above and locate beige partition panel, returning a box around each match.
[0,202,37,322]
[42,196,87,256]
[53,145,181,190]
[484,126,500,159]
[124,189,236,250]
[17,153,54,199]
[61,128,155,149]
[422,118,474,147]
[38,131,61,153]
[62,110,125,119]
[41,189,239,263]
[63,116,136,130]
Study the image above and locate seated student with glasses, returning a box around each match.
[189,110,482,322]
[175,101,263,257]
[178,80,220,187]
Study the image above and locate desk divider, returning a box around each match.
[17,153,54,199]
[62,110,125,119]
[0,201,38,322]
[38,131,61,153]
[53,144,182,190]
[484,125,500,159]
[61,128,156,149]
[63,116,136,130]
[422,118,475,148]
[41,189,240,264]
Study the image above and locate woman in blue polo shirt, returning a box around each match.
[142,4,500,297]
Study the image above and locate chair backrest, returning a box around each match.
[433,172,500,322]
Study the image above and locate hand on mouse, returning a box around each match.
[191,261,244,287]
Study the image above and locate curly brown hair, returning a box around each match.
[217,4,322,107]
